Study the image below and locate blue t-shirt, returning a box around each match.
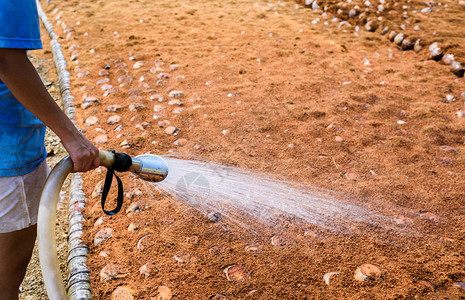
[0,0,46,176]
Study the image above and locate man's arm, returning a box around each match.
[0,48,99,172]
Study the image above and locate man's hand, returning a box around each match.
[61,134,100,173]
[0,48,100,172]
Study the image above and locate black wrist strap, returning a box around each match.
[101,150,132,215]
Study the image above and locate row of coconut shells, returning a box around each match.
[299,0,464,77]
[37,2,94,299]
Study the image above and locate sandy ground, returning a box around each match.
[30,0,465,298]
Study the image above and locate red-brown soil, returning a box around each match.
[39,0,465,298]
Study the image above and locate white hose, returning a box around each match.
[38,151,116,300]
[37,156,72,300]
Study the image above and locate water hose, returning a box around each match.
[37,150,168,300]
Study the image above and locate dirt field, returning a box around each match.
[37,0,465,298]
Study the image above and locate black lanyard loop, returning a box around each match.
[100,150,132,215]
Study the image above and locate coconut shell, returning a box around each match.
[429,43,444,61]
[112,286,134,300]
[401,38,414,50]
[414,39,424,53]
[323,272,341,285]
[451,61,464,77]
[224,265,251,283]
[441,53,455,65]
[388,31,397,42]
[394,33,405,46]
[354,264,381,281]
[364,21,379,32]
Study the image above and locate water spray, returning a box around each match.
[37,150,168,300]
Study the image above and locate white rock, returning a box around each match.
[168,90,184,98]
[157,73,170,79]
[421,7,432,13]
[133,61,146,69]
[106,105,123,112]
[348,9,357,18]
[85,116,98,126]
[94,134,108,144]
[77,71,90,78]
[81,97,100,109]
[94,228,113,246]
[168,99,182,106]
[129,103,146,111]
[101,84,114,91]
[107,115,122,124]
[446,94,456,103]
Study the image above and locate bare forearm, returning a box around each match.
[0,48,99,172]
[0,49,79,144]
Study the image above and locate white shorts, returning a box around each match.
[0,160,50,233]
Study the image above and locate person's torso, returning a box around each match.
[0,0,45,176]
[0,80,46,176]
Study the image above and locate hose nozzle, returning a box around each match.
[99,150,168,182]
[128,154,168,182]
[98,151,168,215]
